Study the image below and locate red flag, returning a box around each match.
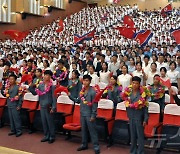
[123,15,135,28]
[161,4,172,17]
[170,28,180,48]
[158,77,171,88]
[10,67,19,75]
[56,20,64,33]
[115,27,136,39]
[133,30,153,47]
[54,85,68,96]
[20,74,33,84]
[113,0,120,4]
[3,30,29,42]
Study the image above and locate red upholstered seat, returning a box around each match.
[22,93,39,123]
[63,103,81,131]
[97,99,114,135]
[56,94,74,114]
[115,102,128,121]
[163,104,180,126]
[144,102,161,138]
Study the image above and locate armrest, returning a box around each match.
[153,122,163,128]
[0,105,5,108]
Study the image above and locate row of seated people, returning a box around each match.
[0,90,180,152]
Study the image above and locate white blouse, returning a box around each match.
[167,70,180,83]
[99,71,110,84]
[118,74,132,91]
[132,70,144,85]
[89,73,99,86]
[146,71,159,85]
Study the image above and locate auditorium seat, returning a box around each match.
[21,93,39,132]
[96,99,114,142]
[0,93,6,128]
[54,94,74,132]
[165,94,170,104]
[144,102,161,138]
[63,103,81,139]
[112,102,130,144]
[158,104,180,151]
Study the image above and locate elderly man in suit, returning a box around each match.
[29,70,57,144]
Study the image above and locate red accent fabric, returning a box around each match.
[144,114,160,137]
[0,98,6,119]
[56,103,73,114]
[163,114,180,126]
[115,110,129,121]
[22,100,38,110]
[22,100,38,124]
[63,123,81,131]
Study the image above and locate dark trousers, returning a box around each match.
[8,107,22,134]
[40,108,55,140]
[81,116,100,151]
[129,119,145,154]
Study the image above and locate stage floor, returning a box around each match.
[0,127,178,154]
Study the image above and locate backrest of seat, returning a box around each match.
[171,86,178,94]
[165,94,170,104]
[148,102,160,125]
[22,93,39,110]
[115,102,128,121]
[57,95,74,114]
[72,103,80,124]
[163,104,180,126]
[97,99,114,120]
[0,93,6,106]
[98,82,107,90]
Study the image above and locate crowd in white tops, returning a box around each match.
[0,4,180,92]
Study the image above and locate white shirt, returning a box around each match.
[99,71,110,84]
[89,73,99,86]
[0,68,3,82]
[167,70,180,83]
[146,71,159,85]
[118,74,132,91]
[157,62,168,72]
[132,70,144,85]
[142,63,151,75]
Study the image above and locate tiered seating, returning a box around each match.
[112,102,130,144]
[96,99,114,142]
[144,102,161,138]
[63,103,81,139]
[21,93,39,132]
[159,104,180,151]
[165,94,170,104]
[54,94,74,132]
[0,93,6,127]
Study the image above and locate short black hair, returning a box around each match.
[144,55,150,60]
[132,76,141,83]
[44,70,53,76]
[58,59,64,65]
[72,70,80,78]
[169,61,177,68]
[83,75,92,81]
[36,68,42,73]
[28,59,33,63]
[160,67,167,73]
[9,73,17,80]
[5,61,11,67]
[154,74,160,78]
